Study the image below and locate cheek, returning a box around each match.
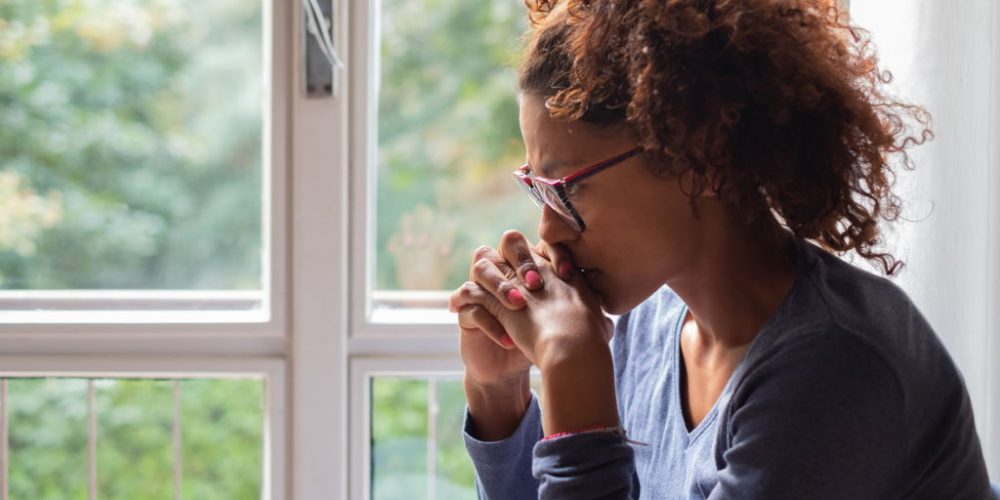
[590,242,671,312]
[584,201,693,307]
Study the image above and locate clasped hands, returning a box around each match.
[449,229,613,378]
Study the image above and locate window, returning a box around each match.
[0,0,288,496]
[0,0,274,321]
[360,0,534,324]
[343,0,537,497]
[13,1,990,499]
[1,377,264,499]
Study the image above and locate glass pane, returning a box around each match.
[375,0,535,297]
[432,379,477,497]
[96,379,174,499]
[370,376,479,500]
[0,0,264,295]
[180,378,263,499]
[370,374,543,499]
[4,377,264,498]
[371,378,430,500]
[7,378,89,499]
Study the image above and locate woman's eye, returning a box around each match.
[565,183,582,198]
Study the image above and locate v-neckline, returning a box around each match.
[671,305,729,441]
[668,236,810,442]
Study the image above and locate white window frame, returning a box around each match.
[345,0,459,345]
[337,0,473,497]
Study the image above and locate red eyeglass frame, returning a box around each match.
[512,147,642,232]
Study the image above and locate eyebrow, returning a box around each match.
[531,157,570,178]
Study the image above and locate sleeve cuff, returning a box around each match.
[463,391,543,468]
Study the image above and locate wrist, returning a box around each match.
[464,371,532,441]
[537,338,619,436]
[535,333,609,375]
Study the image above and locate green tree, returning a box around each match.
[0,0,262,289]
[6,378,263,499]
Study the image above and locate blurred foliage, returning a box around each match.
[6,378,263,499]
[0,0,262,289]
[2,0,535,292]
[3,0,534,495]
[377,0,536,290]
[372,377,477,500]
[7,378,89,499]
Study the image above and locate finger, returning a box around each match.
[535,241,576,280]
[499,230,543,290]
[458,305,516,350]
[470,249,527,310]
[450,281,511,325]
[453,282,518,348]
[470,245,516,280]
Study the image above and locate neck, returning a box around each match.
[666,213,797,352]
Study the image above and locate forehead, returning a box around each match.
[518,94,634,177]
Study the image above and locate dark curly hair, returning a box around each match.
[519,0,932,275]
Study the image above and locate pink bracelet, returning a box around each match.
[542,424,622,441]
[542,425,648,446]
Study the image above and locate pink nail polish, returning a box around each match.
[507,288,525,305]
[558,262,573,278]
[525,270,542,289]
[501,335,514,347]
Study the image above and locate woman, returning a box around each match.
[448,0,992,498]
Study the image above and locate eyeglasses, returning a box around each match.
[512,147,642,232]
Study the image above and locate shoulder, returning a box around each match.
[713,329,910,497]
[796,241,964,398]
[732,327,905,413]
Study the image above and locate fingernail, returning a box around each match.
[525,270,542,289]
[558,262,574,278]
[501,334,514,348]
[507,288,525,306]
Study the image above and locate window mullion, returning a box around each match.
[288,0,352,496]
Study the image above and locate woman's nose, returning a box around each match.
[537,205,578,246]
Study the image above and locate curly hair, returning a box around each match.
[519,0,932,275]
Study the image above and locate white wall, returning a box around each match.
[850,0,1000,480]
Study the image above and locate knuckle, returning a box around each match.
[460,281,480,297]
[472,259,493,277]
[462,303,482,317]
[499,229,523,245]
[472,245,494,261]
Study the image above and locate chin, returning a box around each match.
[597,283,657,316]
[602,301,635,316]
[596,292,634,316]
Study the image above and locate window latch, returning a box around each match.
[303,0,344,98]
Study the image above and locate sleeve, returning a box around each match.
[709,332,906,500]
[532,430,638,499]
[463,393,544,500]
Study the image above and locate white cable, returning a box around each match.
[304,0,345,69]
